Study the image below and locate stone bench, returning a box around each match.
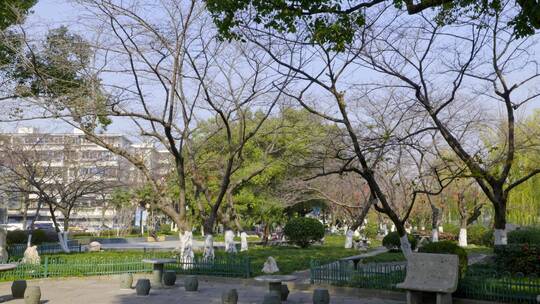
[340,255,365,270]
[396,253,459,304]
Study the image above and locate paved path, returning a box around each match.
[0,275,404,304]
[97,240,254,251]
[99,239,204,250]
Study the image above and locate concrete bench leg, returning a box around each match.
[436,293,452,304]
[406,291,423,304]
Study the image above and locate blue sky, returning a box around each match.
[3,0,539,136]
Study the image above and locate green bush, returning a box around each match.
[442,223,459,236]
[419,240,468,278]
[159,224,172,235]
[382,232,417,252]
[479,228,494,246]
[494,244,540,275]
[6,230,27,245]
[508,227,540,244]
[364,221,379,239]
[31,229,50,245]
[283,217,324,248]
[467,225,493,246]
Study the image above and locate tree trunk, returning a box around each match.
[430,203,441,242]
[58,233,70,253]
[399,234,412,258]
[396,224,412,258]
[139,208,144,236]
[459,227,468,247]
[60,217,70,253]
[0,228,7,263]
[493,199,507,245]
[262,223,270,245]
[27,200,42,248]
[22,195,29,230]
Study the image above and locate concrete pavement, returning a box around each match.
[0,275,406,304]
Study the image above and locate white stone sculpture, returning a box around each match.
[262,256,279,274]
[88,241,101,252]
[224,230,237,253]
[203,234,215,259]
[344,230,354,249]
[22,246,40,265]
[180,231,194,268]
[240,232,248,252]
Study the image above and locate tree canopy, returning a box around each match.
[0,0,37,31]
[206,0,540,50]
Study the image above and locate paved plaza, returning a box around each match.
[0,275,405,304]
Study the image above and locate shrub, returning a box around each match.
[364,221,378,239]
[467,225,492,246]
[442,223,459,236]
[419,240,468,278]
[479,228,494,246]
[382,232,417,252]
[159,224,172,235]
[6,230,27,245]
[508,227,540,244]
[283,217,324,248]
[31,229,50,245]
[494,244,540,275]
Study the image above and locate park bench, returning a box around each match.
[396,253,459,304]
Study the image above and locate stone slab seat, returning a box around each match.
[340,255,365,270]
[396,253,459,304]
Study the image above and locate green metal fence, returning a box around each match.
[0,254,251,281]
[310,260,540,304]
[166,255,252,278]
[456,268,540,304]
[310,260,406,290]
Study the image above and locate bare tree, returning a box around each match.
[0,134,114,252]
[2,1,290,259]
[282,174,376,248]
[361,5,540,244]
[229,6,463,256]
[445,179,484,247]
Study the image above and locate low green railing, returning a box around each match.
[456,268,540,304]
[166,255,251,278]
[310,260,540,304]
[0,253,251,281]
[310,260,405,290]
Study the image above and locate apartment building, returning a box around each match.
[0,127,171,231]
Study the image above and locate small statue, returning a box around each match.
[262,256,279,274]
[22,246,40,265]
[240,232,248,252]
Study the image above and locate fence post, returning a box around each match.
[245,256,251,278]
[43,256,49,278]
[309,260,314,284]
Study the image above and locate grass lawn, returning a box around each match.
[359,244,494,265]
[234,235,378,275]
[361,251,405,264]
[39,235,378,276]
[193,235,260,242]
[464,245,493,255]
